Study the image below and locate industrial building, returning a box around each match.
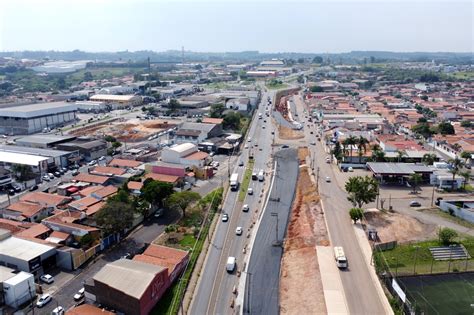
[0,102,77,135]
[0,145,78,171]
[85,259,169,315]
[57,139,108,161]
[75,101,109,113]
[89,95,142,109]
[174,122,221,144]
[161,143,209,167]
[15,135,77,149]
[0,266,36,308]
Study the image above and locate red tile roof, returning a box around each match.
[134,244,189,275]
[127,181,143,191]
[85,201,105,217]
[202,117,223,124]
[7,201,44,218]
[20,192,72,208]
[69,196,101,211]
[183,151,209,160]
[66,304,114,315]
[15,223,50,239]
[92,166,126,176]
[74,173,110,185]
[108,158,142,168]
[144,173,180,184]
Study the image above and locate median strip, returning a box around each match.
[239,159,255,202]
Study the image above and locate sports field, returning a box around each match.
[398,273,474,314]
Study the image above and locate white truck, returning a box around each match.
[230,173,239,191]
[257,169,264,181]
[334,246,348,269]
[226,256,236,273]
[258,113,263,119]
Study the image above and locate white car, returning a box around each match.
[222,213,229,222]
[244,144,249,149]
[348,167,354,172]
[52,306,65,315]
[235,227,243,235]
[242,204,249,212]
[310,141,316,145]
[247,138,252,142]
[74,287,85,301]
[325,176,331,182]
[40,274,54,284]
[247,188,253,195]
[36,294,52,307]
[88,160,97,166]
[98,156,106,161]
[42,175,50,182]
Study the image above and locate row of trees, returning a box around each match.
[95,179,201,235]
[209,103,242,130]
[331,136,370,163]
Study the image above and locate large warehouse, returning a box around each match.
[0,102,77,135]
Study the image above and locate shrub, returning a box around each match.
[438,227,458,245]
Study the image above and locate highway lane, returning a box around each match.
[190,90,275,315]
[293,94,386,314]
[246,149,299,315]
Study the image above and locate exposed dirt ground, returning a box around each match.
[364,209,437,243]
[278,125,304,140]
[72,118,177,142]
[280,148,328,314]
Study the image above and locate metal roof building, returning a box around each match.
[0,102,77,135]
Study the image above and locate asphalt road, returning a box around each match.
[245,148,299,315]
[293,94,386,314]
[190,90,276,315]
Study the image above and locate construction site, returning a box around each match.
[70,118,179,142]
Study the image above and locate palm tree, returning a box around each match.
[448,157,464,191]
[422,153,437,165]
[357,136,369,164]
[343,136,358,162]
[396,149,407,163]
[460,171,470,190]
[409,173,423,194]
[371,144,385,162]
[460,151,472,165]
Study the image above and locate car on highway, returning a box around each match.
[238,161,244,166]
[42,175,50,182]
[36,294,52,308]
[242,204,249,212]
[247,138,252,142]
[409,201,421,207]
[325,176,331,182]
[271,131,275,135]
[247,188,253,195]
[310,141,316,145]
[282,144,289,148]
[244,144,249,149]
[74,288,85,301]
[235,227,243,235]
[48,173,55,179]
[40,274,54,284]
[326,157,331,163]
[222,213,229,222]
[310,131,314,134]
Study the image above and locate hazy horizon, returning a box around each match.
[1,0,472,53]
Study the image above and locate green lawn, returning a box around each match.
[266,83,289,90]
[399,273,474,314]
[67,67,138,84]
[448,71,474,81]
[374,238,474,276]
[178,234,196,250]
[239,159,255,202]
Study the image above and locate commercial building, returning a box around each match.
[89,95,142,109]
[57,139,108,161]
[174,122,221,144]
[0,102,77,135]
[0,232,57,277]
[0,151,49,175]
[161,143,210,167]
[0,145,78,170]
[0,266,36,308]
[225,98,250,111]
[75,101,109,113]
[15,135,77,149]
[85,259,170,315]
[367,162,433,185]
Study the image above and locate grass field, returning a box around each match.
[398,273,474,314]
[68,67,138,83]
[374,238,474,276]
[239,159,255,202]
[419,208,474,230]
[266,82,289,90]
[449,71,474,81]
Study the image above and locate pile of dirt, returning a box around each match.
[280,150,327,314]
[364,210,437,243]
[278,126,304,140]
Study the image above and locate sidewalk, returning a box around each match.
[316,246,349,314]
[353,223,394,315]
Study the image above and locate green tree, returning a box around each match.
[417,117,427,123]
[104,135,117,142]
[438,227,458,245]
[422,153,437,165]
[420,95,429,101]
[79,234,94,248]
[223,111,241,130]
[460,120,472,128]
[371,144,385,162]
[209,103,225,118]
[448,157,464,191]
[140,179,174,210]
[412,123,435,139]
[345,176,379,208]
[168,99,181,113]
[409,173,422,194]
[199,187,224,212]
[349,207,364,224]
[460,151,471,165]
[166,191,201,218]
[83,71,93,81]
[297,58,305,64]
[95,201,134,235]
[331,141,343,162]
[460,171,470,190]
[11,164,35,182]
[396,149,407,163]
[356,136,369,164]
[437,122,455,135]
[312,56,323,64]
[112,141,122,149]
[310,86,323,93]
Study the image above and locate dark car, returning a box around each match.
[435,197,443,206]
[12,184,22,192]
[29,185,38,191]
[54,171,61,177]
[282,145,289,148]
[409,201,421,207]
[8,189,15,196]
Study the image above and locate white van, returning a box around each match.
[334,246,348,269]
[226,256,236,273]
[257,170,264,181]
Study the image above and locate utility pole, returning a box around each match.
[316,167,320,191]
[431,182,436,206]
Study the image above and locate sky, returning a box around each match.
[0,0,472,53]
